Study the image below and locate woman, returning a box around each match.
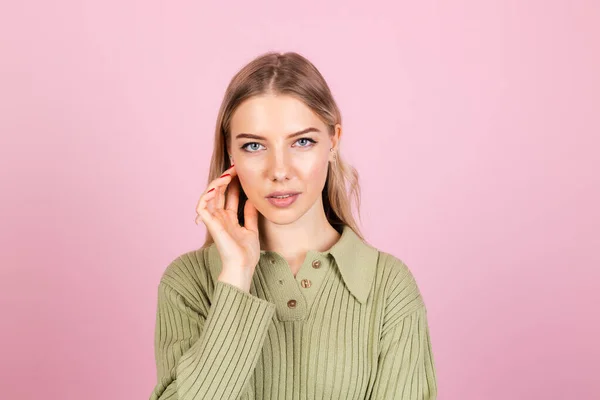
[150,51,438,400]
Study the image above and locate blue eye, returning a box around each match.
[296,138,317,147]
[241,138,317,153]
[241,143,264,152]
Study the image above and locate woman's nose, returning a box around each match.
[269,152,291,181]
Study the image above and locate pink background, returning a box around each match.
[1,1,598,399]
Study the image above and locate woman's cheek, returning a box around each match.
[311,154,329,177]
[305,164,326,189]
[237,169,259,199]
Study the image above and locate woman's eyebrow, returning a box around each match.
[235,127,320,140]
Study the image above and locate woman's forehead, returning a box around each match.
[230,95,325,137]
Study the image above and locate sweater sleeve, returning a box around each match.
[367,256,438,399]
[149,274,277,400]
[368,305,438,399]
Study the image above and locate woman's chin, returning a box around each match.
[255,201,305,225]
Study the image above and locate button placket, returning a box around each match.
[261,252,306,320]
[295,253,331,316]
[259,251,330,321]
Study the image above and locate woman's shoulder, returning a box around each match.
[375,250,418,282]
[373,249,427,315]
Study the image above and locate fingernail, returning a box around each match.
[208,188,215,193]
[220,173,231,178]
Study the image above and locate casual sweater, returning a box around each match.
[149,224,438,399]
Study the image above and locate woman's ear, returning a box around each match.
[329,124,342,162]
[332,123,342,150]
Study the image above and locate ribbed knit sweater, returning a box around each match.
[149,225,437,399]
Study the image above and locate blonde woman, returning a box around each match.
[150,51,438,400]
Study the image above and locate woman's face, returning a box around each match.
[228,94,340,225]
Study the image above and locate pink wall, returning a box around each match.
[1,1,598,399]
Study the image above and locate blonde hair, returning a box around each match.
[201,51,366,248]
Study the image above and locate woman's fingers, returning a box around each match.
[224,164,237,178]
[204,174,232,212]
[244,199,258,233]
[225,175,240,212]
[195,178,226,222]
[195,165,238,224]
[195,189,216,225]
[215,182,225,210]
[215,165,237,210]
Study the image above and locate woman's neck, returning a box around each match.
[258,219,341,261]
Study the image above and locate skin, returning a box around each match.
[227,94,342,275]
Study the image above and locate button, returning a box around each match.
[301,279,311,288]
[287,299,297,308]
[312,260,321,269]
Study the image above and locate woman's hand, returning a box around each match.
[195,165,260,292]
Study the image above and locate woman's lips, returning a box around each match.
[266,193,300,208]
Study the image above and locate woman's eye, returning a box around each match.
[241,143,264,152]
[240,138,316,153]
[296,138,317,147]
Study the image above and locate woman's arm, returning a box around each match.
[149,257,276,400]
[368,305,438,399]
[367,256,438,399]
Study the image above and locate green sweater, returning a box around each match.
[150,225,437,399]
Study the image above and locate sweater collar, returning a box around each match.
[207,224,378,304]
[314,224,379,304]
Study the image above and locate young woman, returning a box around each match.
[150,51,438,400]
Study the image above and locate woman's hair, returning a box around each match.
[201,51,365,248]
